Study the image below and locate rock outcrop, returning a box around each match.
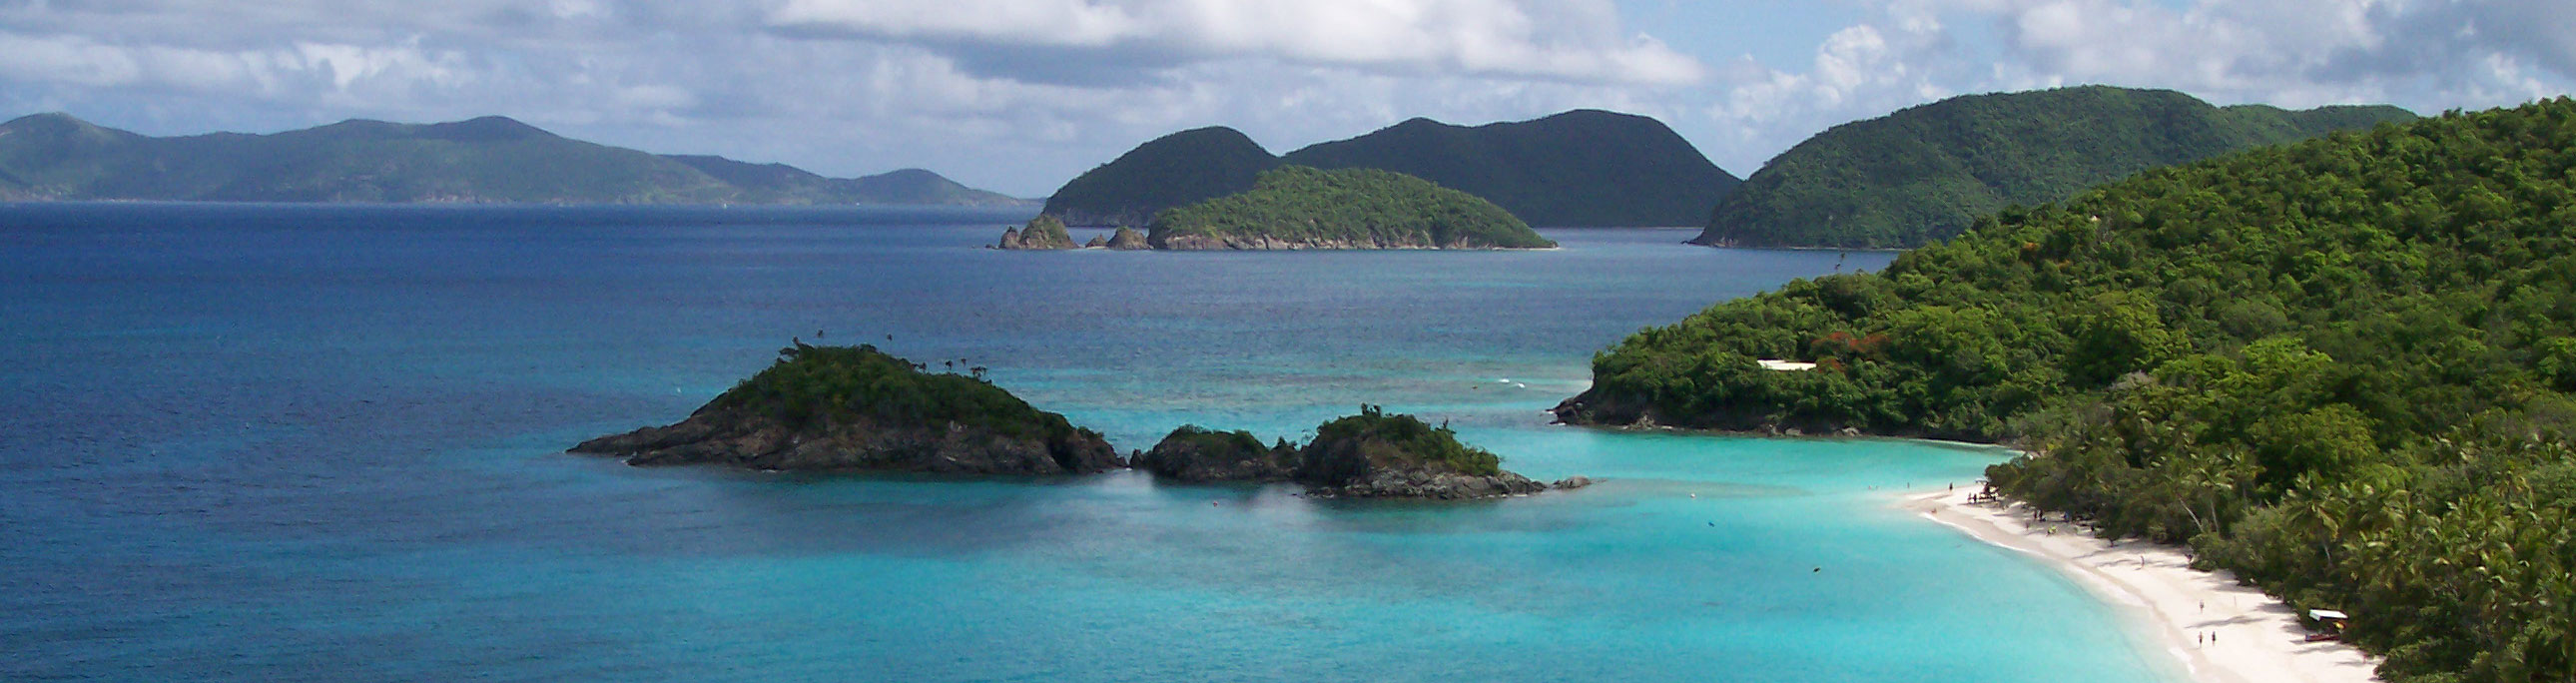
[1153,234,1493,251]
[1137,405,1582,500]
[1131,425,1296,482]
[995,215,1079,250]
[1316,466,1548,499]
[571,343,1120,474]
[1104,226,1150,250]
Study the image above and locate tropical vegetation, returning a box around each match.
[1042,110,1736,228]
[1147,166,1554,249]
[1692,86,2415,249]
[1301,404,1505,482]
[1040,126,1280,226]
[713,342,1090,443]
[1569,99,2576,683]
[1279,110,1737,227]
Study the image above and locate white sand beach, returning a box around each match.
[1902,487,2381,683]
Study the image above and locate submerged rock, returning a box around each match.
[571,343,1119,474]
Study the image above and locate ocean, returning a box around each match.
[0,203,2179,682]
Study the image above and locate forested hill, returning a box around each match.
[1691,86,2415,249]
[1279,110,1738,226]
[0,113,1024,206]
[1039,110,1736,228]
[1146,166,1553,250]
[1039,127,1279,227]
[1563,100,2576,683]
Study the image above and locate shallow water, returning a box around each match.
[0,203,2177,682]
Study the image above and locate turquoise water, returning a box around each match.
[0,204,2179,682]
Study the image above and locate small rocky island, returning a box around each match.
[1133,406,1588,499]
[994,215,1079,250]
[571,343,1121,474]
[1147,167,1557,250]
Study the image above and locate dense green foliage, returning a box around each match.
[1693,86,2415,249]
[0,113,1021,205]
[1040,110,1736,228]
[1578,100,2576,682]
[1146,166,1554,249]
[997,215,1079,250]
[1301,404,1504,481]
[1158,424,1277,455]
[1041,127,1279,226]
[1280,110,1738,227]
[713,343,1086,442]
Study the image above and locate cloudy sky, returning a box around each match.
[3,0,2569,197]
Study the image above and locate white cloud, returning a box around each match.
[0,0,2569,197]
[766,0,1706,85]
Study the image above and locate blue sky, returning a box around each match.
[2,0,2569,197]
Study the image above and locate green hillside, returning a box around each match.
[1280,110,1737,227]
[1693,86,2415,249]
[1146,166,1553,250]
[0,113,1022,206]
[666,158,1024,206]
[1041,110,1736,228]
[1564,100,2576,683]
[1041,127,1279,226]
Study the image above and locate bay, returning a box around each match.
[0,203,2177,682]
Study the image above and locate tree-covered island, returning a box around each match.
[571,343,1120,474]
[1144,166,1556,250]
[1133,406,1588,499]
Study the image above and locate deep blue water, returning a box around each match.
[0,203,2178,682]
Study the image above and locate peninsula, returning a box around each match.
[1563,100,2576,683]
[571,343,1120,474]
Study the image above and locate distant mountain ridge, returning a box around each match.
[0,113,1027,206]
[1692,86,2416,249]
[1041,109,1738,228]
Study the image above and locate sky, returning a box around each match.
[3,0,2571,197]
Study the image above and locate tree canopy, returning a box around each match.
[1040,110,1735,228]
[1573,99,2576,683]
[1692,86,2415,249]
[1146,166,1555,250]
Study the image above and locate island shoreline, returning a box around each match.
[1899,486,2379,683]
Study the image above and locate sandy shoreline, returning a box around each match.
[1901,486,2380,683]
